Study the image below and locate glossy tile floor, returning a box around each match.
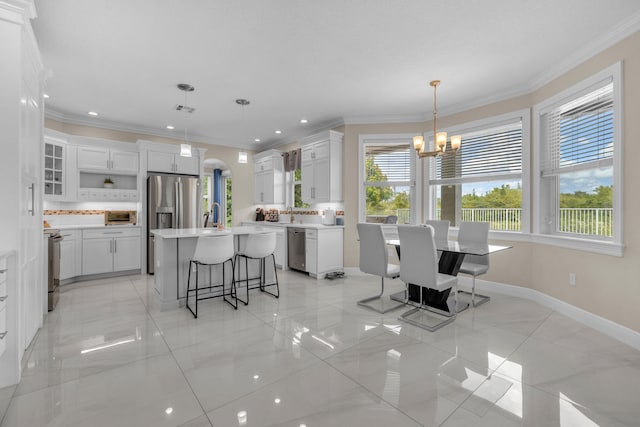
[2,271,640,426]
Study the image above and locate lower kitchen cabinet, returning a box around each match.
[82,227,141,275]
[305,227,343,278]
[59,229,81,280]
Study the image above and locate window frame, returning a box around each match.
[423,109,531,236]
[532,61,623,256]
[358,134,420,224]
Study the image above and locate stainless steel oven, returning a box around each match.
[47,232,63,311]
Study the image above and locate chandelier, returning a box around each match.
[413,80,461,158]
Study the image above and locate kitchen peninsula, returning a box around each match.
[151,224,343,310]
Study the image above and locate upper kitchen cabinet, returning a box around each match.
[301,130,343,203]
[254,150,284,204]
[148,151,199,175]
[43,130,78,201]
[77,146,138,174]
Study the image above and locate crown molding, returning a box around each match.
[528,10,640,91]
[258,118,345,151]
[45,109,255,150]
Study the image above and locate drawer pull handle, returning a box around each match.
[0,331,7,340]
[0,269,6,274]
[0,296,7,302]
[104,232,123,235]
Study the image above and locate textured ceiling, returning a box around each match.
[33,0,640,150]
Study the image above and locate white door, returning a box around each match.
[147,151,175,173]
[82,238,113,275]
[77,146,110,171]
[110,150,138,173]
[113,236,141,272]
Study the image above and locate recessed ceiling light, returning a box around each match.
[275,130,282,134]
[300,119,308,124]
[166,125,175,130]
[43,94,50,99]
[254,138,261,142]
[88,111,98,116]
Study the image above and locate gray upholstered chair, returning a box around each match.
[422,220,450,242]
[458,221,490,307]
[356,223,405,313]
[397,224,458,331]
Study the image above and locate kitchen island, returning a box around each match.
[151,226,279,311]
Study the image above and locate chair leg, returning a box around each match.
[259,254,279,298]
[234,255,249,306]
[222,258,238,310]
[357,276,405,314]
[186,260,197,318]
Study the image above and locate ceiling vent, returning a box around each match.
[174,104,195,113]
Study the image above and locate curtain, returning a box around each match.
[283,148,301,172]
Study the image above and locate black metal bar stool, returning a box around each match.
[186,234,237,318]
[235,232,279,305]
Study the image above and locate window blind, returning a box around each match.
[365,143,413,184]
[542,82,614,176]
[432,122,522,184]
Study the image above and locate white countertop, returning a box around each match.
[241,221,344,229]
[49,224,141,230]
[151,226,280,239]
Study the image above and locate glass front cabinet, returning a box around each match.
[44,141,64,199]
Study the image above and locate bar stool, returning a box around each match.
[235,232,279,305]
[186,234,237,318]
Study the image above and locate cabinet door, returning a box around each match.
[113,236,141,272]
[305,236,317,275]
[147,151,175,173]
[78,146,110,171]
[312,157,330,202]
[44,142,65,199]
[274,232,284,268]
[82,238,113,275]
[253,171,264,203]
[262,171,275,203]
[59,239,76,280]
[110,150,138,173]
[301,160,314,202]
[174,155,199,175]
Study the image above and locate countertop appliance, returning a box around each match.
[323,208,335,225]
[45,231,63,311]
[287,227,306,272]
[147,173,200,274]
[105,210,137,225]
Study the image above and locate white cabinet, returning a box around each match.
[82,228,141,275]
[44,141,65,199]
[78,146,138,174]
[253,150,284,204]
[301,131,343,203]
[148,151,199,175]
[0,257,8,358]
[304,227,343,279]
[59,229,81,281]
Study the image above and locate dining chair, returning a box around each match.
[384,215,398,224]
[356,223,405,313]
[457,221,490,307]
[397,224,458,331]
[235,231,279,305]
[186,234,237,318]
[422,220,450,260]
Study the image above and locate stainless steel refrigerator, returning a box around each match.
[147,173,200,274]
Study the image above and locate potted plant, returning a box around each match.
[103,177,114,189]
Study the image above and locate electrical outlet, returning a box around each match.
[569,273,576,286]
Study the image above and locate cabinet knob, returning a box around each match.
[0,269,6,274]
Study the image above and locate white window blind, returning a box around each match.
[541,81,614,177]
[431,121,522,185]
[365,143,413,184]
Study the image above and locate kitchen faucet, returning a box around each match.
[212,202,222,229]
[287,206,294,223]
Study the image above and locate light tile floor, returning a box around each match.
[1,271,640,426]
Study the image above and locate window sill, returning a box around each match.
[531,234,624,257]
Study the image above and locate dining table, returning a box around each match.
[385,236,512,314]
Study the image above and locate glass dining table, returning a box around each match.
[385,238,512,314]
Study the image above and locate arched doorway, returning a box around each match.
[202,159,232,227]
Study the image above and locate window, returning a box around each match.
[291,168,309,208]
[359,135,418,224]
[202,174,211,215]
[534,62,622,255]
[426,110,529,232]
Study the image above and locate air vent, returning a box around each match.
[174,104,195,113]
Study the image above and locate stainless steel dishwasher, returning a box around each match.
[287,227,306,272]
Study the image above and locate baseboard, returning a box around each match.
[459,276,640,351]
[343,267,367,276]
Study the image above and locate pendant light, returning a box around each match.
[177,83,194,157]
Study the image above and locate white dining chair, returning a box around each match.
[458,221,490,307]
[422,219,450,260]
[186,234,237,318]
[356,223,405,313]
[235,231,279,305]
[397,224,458,331]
